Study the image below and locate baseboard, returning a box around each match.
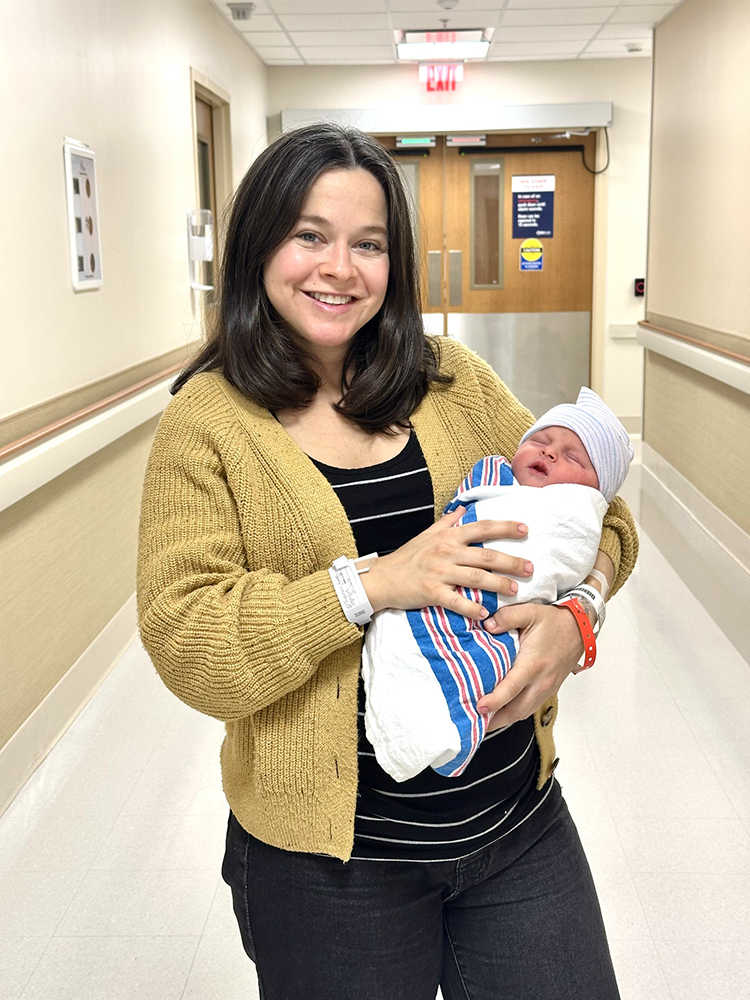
[0,593,138,817]
[640,444,750,662]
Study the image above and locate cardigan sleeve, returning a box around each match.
[137,396,361,723]
[438,338,639,597]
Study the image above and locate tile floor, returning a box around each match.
[2,489,750,998]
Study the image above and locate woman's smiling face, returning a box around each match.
[511,425,599,490]
[263,168,390,366]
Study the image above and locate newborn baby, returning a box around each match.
[362,387,633,782]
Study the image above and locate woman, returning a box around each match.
[138,123,637,999]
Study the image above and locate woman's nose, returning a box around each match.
[320,241,355,281]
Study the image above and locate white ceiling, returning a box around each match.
[208,0,685,65]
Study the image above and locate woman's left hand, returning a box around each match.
[477,604,584,731]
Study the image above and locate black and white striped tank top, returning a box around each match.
[310,430,555,862]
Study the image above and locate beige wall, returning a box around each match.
[644,353,750,536]
[645,0,750,527]
[1,0,268,422]
[0,418,158,751]
[0,1,268,763]
[648,0,750,343]
[268,58,652,427]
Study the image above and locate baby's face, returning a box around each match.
[511,425,599,490]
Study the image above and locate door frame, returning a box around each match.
[190,69,233,239]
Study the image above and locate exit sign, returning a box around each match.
[418,64,464,92]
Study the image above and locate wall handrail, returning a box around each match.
[636,322,750,400]
[637,320,750,368]
[0,362,184,465]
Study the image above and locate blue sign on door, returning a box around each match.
[512,175,555,240]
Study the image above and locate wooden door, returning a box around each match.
[443,133,596,314]
[377,133,598,414]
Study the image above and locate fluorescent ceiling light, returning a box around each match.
[396,29,491,61]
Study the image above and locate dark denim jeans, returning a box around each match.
[222,781,620,1000]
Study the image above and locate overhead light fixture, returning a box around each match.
[396,29,491,61]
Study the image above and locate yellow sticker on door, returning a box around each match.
[520,238,543,271]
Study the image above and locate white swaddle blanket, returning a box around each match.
[363,479,607,782]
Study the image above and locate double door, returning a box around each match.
[381,133,597,416]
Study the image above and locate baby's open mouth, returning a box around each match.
[529,462,548,475]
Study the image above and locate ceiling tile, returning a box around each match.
[212,0,665,65]
[240,31,290,44]
[494,25,598,42]
[500,7,614,26]
[248,45,300,57]
[389,0,501,9]
[579,49,650,58]
[304,58,395,64]
[297,45,396,59]
[270,0,386,12]
[278,13,390,30]
[233,14,282,31]
[289,30,393,45]
[489,53,585,61]
[490,40,587,55]
[598,22,654,37]
[609,5,675,22]
[584,37,653,52]
[506,0,617,8]
[393,11,502,29]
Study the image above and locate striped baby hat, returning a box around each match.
[519,387,634,502]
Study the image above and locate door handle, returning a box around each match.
[449,250,462,307]
[428,251,442,307]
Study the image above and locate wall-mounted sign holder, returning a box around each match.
[63,138,102,291]
[187,209,214,291]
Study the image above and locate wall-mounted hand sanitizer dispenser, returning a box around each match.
[187,209,214,291]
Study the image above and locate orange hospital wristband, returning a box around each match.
[555,596,597,671]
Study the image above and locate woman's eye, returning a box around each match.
[357,240,385,253]
[296,231,320,245]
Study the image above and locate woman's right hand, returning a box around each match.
[361,508,533,620]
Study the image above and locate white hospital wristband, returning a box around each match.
[329,556,375,626]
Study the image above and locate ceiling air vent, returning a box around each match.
[228,3,255,21]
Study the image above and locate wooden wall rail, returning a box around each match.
[0,363,183,464]
[638,321,750,367]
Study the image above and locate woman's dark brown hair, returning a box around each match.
[172,123,451,431]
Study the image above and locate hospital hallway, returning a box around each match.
[3,0,750,997]
[2,450,750,1000]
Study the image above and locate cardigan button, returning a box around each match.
[541,706,554,727]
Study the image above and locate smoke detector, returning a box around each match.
[228,3,255,20]
[437,0,459,10]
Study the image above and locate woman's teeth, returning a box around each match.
[309,292,353,305]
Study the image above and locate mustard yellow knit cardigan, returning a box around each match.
[137,338,638,861]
